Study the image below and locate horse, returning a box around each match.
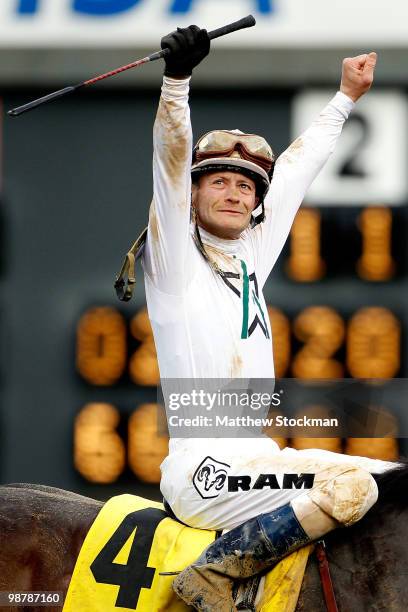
[296,464,408,611]
[0,464,407,612]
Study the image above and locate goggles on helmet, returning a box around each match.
[193,130,274,177]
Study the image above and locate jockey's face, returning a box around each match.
[192,171,259,240]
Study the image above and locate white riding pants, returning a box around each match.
[160,437,396,531]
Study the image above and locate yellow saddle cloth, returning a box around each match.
[63,494,312,612]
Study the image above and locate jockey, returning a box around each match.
[142,25,395,611]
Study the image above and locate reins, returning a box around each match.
[315,540,339,612]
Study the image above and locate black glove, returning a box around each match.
[161,25,210,77]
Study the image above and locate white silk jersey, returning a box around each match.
[142,77,353,466]
[143,77,353,381]
[138,79,400,526]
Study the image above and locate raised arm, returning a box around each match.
[254,52,377,284]
[143,26,210,295]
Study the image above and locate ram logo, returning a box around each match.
[192,456,231,499]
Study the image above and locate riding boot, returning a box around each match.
[172,502,310,612]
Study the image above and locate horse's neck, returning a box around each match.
[298,504,407,611]
[329,504,407,609]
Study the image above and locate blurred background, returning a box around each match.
[0,0,407,502]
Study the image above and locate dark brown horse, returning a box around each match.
[0,464,407,612]
[297,464,408,611]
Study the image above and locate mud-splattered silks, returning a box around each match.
[143,76,362,532]
[143,76,354,383]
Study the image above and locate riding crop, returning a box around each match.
[8,14,256,117]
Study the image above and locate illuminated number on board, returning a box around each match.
[286,208,325,282]
[76,307,126,385]
[292,306,345,378]
[267,306,291,377]
[128,404,168,484]
[357,207,395,281]
[74,403,126,483]
[347,307,400,378]
[91,508,167,609]
[129,308,160,386]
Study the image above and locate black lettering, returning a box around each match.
[252,473,281,490]
[282,473,315,489]
[228,475,251,491]
[90,508,166,609]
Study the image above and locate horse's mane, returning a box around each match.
[373,460,408,508]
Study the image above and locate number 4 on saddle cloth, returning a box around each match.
[62,494,313,612]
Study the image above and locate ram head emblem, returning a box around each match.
[192,456,231,499]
